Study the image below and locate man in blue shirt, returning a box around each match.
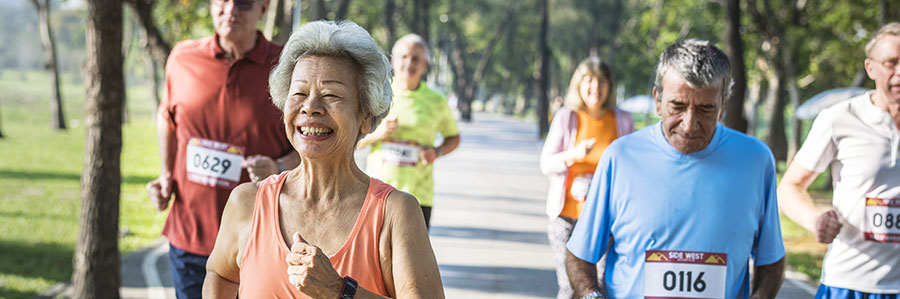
[565,40,786,299]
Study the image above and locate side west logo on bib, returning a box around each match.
[864,198,900,243]
[644,250,727,299]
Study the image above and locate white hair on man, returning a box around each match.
[865,22,900,57]
[392,33,431,65]
[269,20,393,132]
[653,39,733,103]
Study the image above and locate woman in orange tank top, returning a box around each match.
[539,57,634,299]
[202,21,444,298]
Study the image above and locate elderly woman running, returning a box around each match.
[202,20,444,298]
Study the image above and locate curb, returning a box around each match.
[31,237,169,299]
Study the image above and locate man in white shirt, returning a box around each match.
[778,22,900,298]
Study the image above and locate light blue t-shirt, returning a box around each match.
[567,122,785,299]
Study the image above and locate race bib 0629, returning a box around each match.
[185,137,245,189]
[644,250,728,299]
[864,198,900,243]
[381,139,419,166]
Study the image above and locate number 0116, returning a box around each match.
[662,271,706,293]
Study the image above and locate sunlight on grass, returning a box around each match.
[0,70,166,298]
[781,214,827,281]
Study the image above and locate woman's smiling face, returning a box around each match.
[283,55,369,159]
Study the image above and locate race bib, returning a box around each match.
[570,174,593,201]
[644,250,728,299]
[382,139,419,166]
[185,137,245,189]
[864,198,900,243]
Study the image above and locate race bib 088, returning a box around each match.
[864,198,900,243]
[185,137,245,189]
[644,250,728,299]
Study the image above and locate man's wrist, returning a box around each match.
[435,147,443,157]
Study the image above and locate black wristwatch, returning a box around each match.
[339,276,358,299]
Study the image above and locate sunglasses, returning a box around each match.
[213,0,256,11]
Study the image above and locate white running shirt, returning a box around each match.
[793,91,900,293]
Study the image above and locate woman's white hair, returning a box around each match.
[269,20,392,132]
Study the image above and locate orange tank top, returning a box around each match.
[559,110,618,219]
[238,172,393,298]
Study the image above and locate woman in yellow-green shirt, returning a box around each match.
[357,34,460,229]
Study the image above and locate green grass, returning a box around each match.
[780,214,827,282]
[0,69,166,298]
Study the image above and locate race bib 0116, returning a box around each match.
[185,137,245,189]
[864,198,900,243]
[644,250,728,299]
[381,139,419,166]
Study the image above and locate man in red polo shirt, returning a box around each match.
[145,0,297,297]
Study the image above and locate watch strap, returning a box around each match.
[339,276,358,299]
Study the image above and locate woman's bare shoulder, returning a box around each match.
[225,181,262,219]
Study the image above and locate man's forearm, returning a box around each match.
[565,250,602,297]
[751,257,785,299]
[156,113,177,178]
[438,135,460,156]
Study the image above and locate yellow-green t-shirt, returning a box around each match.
[366,81,459,207]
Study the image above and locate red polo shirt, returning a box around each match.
[159,32,290,255]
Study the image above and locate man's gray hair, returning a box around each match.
[269,20,392,132]
[865,22,900,57]
[653,39,733,103]
[392,33,431,65]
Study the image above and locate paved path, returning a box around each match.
[45,112,817,298]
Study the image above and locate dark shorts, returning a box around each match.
[168,243,209,299]
[816,284,898,299]
[421,205,432,229]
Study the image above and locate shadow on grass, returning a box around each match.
[0,240,73,298]
[786,251,823,282]
[0,169,154,185]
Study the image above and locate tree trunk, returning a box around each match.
[308,0,326,21]
[413,0,427,39]
[335,0,352,20]
[745,81,763,136]
[125,0,170,67]
[448,29,473,122]
[383,0,396,46]
[588,2,600,57]
[420,0,430,42]
[265,0,285,40]
[140,29,162,107]
[536,0,550,138]
[723,0,748,132]
[764,64,788,162]
[31,0,66,130]
[784,47,802,164]
[72,0,124,297]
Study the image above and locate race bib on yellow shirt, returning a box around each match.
[864,198,900,243]
[381,139,419,166]
[644,250,727,299]
[185,137,244,189]
[570,174,593,201]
